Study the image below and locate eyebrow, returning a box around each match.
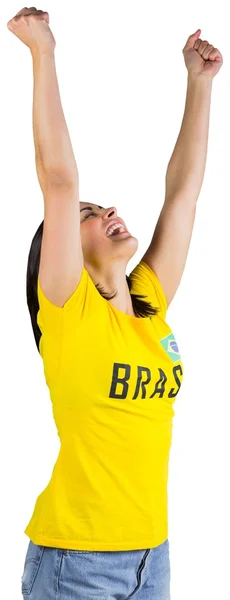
[80,205,104,213]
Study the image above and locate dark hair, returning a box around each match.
[26,220,159,353]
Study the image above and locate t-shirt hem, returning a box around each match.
[24,530,168,551]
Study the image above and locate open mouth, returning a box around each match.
[106,224,129,237]
[107,230,130,238]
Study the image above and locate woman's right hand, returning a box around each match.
[7,7,56,54]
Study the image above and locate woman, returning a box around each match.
[7,7,223,600]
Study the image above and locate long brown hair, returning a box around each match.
[26,220,159,353]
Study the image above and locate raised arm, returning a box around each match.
[31,40,79,187]
[7,8,83,307]
[141,30,223,308]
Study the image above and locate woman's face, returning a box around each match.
[79,202,138,268]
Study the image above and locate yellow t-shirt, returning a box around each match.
[24,260,184,551]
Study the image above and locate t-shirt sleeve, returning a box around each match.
[128,259,168,319]
[37,266,98,351]
[36,267,101,390]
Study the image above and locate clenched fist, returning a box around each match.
[7,7,56,54]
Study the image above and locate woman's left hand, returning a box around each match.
[183,29,223,79]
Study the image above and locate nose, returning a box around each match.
[104,206,117,219]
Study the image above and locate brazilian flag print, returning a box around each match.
[160,333,181,363]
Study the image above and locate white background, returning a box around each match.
[1,1,229,598]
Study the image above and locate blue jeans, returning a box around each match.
[21,538,170,599]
